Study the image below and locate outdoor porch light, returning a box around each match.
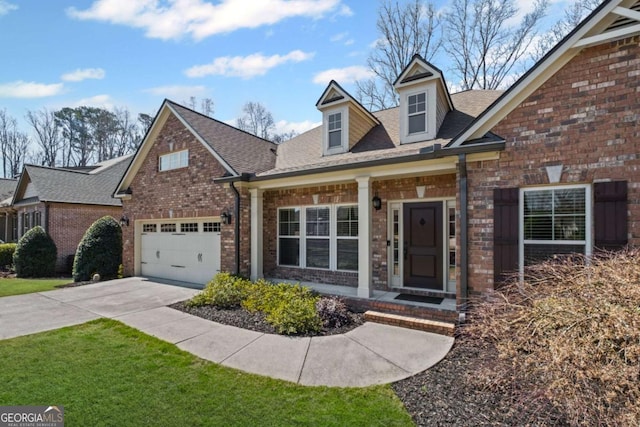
[372,193,382,211]
[119,215,130,227]
[221,210,232,225]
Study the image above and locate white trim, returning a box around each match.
[323,106,348,155]
[573,22,640,48]
[158,149,189,171]
[613,5,640,21]
[356,176,372,298]
[250,188,264,281]
[518,184,592,276]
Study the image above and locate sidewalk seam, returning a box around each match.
[345,335,411,374]
[296,338,312,384]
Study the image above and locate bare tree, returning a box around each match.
[356,0,442,110]
[0,109,14,176]
[26,108,61,167]
[5,131,30,178]
[137,113,154,134]
[533,0,602,60]
[236,102,275,140]
[443,0,548,90]
[186,96,215,117]
[271,130,298,144]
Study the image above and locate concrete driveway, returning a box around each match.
[0,277,454,387]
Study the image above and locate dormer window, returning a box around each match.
[328,112,342,148]
[408,92,426,134]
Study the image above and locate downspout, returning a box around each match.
[229,181,241,276]
[458,153,469,321]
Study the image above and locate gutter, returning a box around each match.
[229,180,241,275]
[458,153,469,322]
[214,141,505,184]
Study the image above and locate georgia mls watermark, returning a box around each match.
[0,406,64,427]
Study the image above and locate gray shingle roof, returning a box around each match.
[260,90,503,177]
[168,101,277,175]
[17,155,132,206]
[0,179,17,204]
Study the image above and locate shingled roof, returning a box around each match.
[168,101,276,175]
[259,90,503,177]
[13,155,132,207]
[0,179,17,207]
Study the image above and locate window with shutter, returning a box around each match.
[494,188,519,284]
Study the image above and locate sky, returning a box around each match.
[0,0,573,139]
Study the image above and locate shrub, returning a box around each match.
[13,226,57,277]
[0,243,16,268]
[188,272,250,309]
[465,249,640,426]
[316,296,351,329]
[73,216,122,282]
[243,281,321,335]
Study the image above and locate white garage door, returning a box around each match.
[140,220,221,286]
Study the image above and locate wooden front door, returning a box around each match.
[403,202,443,289]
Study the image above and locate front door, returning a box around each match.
[403,202,443,289]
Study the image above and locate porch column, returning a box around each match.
[356,176,373,298]
[249,188,264,281]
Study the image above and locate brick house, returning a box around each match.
[9,156,131,271]
[115,0,639,317]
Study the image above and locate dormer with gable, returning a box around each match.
[394,54,453,144]
[316,81,380,156]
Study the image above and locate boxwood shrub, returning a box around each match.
[13,226,57,277]
[73,216,122,282]
[0,243,17,269]
[188,272,251,308]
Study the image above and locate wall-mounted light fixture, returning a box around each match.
[221,210,232,225]
[119,215,130,227]
[372,193,382,211]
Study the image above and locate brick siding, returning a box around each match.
[466,36,640,296]
[121,113,248,278]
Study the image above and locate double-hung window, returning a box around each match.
[327,112,342,149]
[521,185,590,266]
[277,205,358,271]
[159,150,188,171]
[408,92,426,134]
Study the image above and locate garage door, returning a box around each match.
[140,220,221,286]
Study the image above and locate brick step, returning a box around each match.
[344,296,458,323]
[364,310,456,336]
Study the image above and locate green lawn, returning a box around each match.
[0,277,72,297]
[0,319,413,426]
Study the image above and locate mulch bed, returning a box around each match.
[169,300,365,337]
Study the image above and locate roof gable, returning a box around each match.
[450,0,639,147]
[393,54,454,110]
[116,100,276,196]
[315,80,380,124]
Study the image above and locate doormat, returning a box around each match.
[394,294,444,305]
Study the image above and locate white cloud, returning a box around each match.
[185,50,314,79]
[70,94,114,109]
[0,81,64,98]
[330,31,348,42]
[274,119,321,135]
[68,0,348,41]
[312,65,374,85]
[61,68,106,82]
[143,85,208,99]
[0,0,17,16]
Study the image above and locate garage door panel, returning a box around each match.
[139,221,221,286]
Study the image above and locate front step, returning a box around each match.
[364,310,456,336]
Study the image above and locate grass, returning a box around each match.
[0,319,413,426]
[0,277,72,297]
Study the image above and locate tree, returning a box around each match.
[271,130,298,144]
[137,113,154,134]
[186,96,215,117]
[533,0,602,60]
[13,226,57,277]
[442,0,548,90]
[73,216,122,282]
[0,109,30,177]
[236,102,275,140]
[356,0,442,110]
[26,108,61,167]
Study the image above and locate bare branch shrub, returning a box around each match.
[464,249,640,426]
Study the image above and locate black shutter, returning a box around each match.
[594,181,627,251]
[494,188,519,285]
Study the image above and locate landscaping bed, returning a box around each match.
[170,300,364,337]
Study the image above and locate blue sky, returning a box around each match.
[0,0,572,137]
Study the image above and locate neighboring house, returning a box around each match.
[9,155,132,271]
[0,178,18,243]
[115,0,639,319]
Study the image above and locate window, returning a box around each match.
[328,112,342,149]
[142,224,157,233]
[203,222,221,232]
[306,207,330,269]
[159,150,188,171]
[408,92,426,134]
[278,208,300,266]
[160,223,176,233]
[181,223,198,233]
[277,205,358,271]
[336,206,358,271]
[522,186,589,266]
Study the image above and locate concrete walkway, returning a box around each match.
[0,278,454,387]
